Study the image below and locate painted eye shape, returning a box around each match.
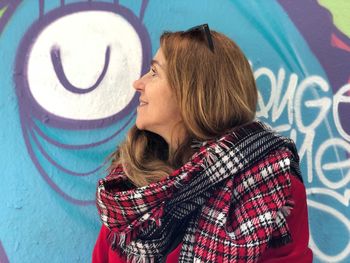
[25,10,143,122]
[13,2,152,204]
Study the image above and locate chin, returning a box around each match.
[135,123,143,130]
[135,119,146,130]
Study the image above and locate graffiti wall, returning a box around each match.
[0,0,349,262]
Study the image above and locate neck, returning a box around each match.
[167,125,187,151]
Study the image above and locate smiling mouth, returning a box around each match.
[139,101,148,106]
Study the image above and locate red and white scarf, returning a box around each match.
[96,121,301,262]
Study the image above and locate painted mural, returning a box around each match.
[0,0,349,262]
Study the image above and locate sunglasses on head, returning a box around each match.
[182,24,214,52]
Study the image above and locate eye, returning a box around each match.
[150,67,157,77]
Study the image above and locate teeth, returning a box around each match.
[139,102,147,106]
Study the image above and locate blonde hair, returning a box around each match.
[110,29,257,187]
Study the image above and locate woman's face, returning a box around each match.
[133,48,183,145]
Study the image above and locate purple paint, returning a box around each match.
[29,128,108,176]
[14,1,151,129]
[39,0,44,18]
[278,0,350,137]
[0,241,9,263]
[50,45,111,94]
[31,112,135,150]
[139,0,149,22]
[21,121,95,205]
[0,1,9,9]
[13,1,152,205]
[23,111,135,204]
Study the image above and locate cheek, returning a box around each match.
[160,99,181,119]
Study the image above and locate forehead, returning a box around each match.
[153,48,166,65]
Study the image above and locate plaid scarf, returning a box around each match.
[96,121,302,262]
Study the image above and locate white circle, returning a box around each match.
[27,11,142,120]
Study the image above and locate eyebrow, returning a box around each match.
[151,59,163,69]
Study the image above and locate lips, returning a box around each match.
[139,99,148,106]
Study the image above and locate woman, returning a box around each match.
[93,24,313,262]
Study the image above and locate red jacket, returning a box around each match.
[92,175,312,263]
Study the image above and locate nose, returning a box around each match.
[133,75,145,92]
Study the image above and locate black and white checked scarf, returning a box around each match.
[96,121,302,262]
